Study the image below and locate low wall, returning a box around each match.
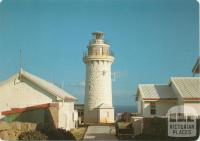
[131,117,143,136]
[0,103,60,140]
[0,121,38,140]
[1,103,58,128]
[0,121,37,131]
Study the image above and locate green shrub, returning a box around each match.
[18,130,48,140]
[119,112,132,122]
[41,128,75,140]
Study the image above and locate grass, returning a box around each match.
[70,127,87,140]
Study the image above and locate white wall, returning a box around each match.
[0,76,76,131]
[137,94,142,115]
[0,77,56,112]
[143,102,150,117]
[85,60,113,109]
[184,103,200,117]
[99,108,114,123]
[84,60,113,123]
[58,102,75,130]
[142,101,177,117]
[156,101,177,117]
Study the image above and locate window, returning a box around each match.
[150,102,156,115]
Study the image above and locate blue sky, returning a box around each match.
[0,0,199,106]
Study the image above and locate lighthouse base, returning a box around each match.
[97,108,115,124]
[84,104,115,124]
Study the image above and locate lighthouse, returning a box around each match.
[83,32,115,124]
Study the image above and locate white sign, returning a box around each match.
[168,121,196,137]
[166,105,198,138]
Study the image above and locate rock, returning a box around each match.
[11,122,21,130]
[0,121,10,130]
[28,123,37,131]
[20,123,28,131]
[7,130,16,140]
[0,130,9,140]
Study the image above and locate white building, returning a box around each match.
[136,77,200,118]
[136,57,200,118]
[0,69,77,130]
[83,32,115,123]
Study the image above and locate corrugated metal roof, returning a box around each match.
[171,77,200,98]
[21,70,77,100]
[138,84,177,100]
[0,69,77,101]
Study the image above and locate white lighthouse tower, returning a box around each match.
[83,32,115,124]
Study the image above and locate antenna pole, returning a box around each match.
[19,49,23,81]
[20,48,22,70]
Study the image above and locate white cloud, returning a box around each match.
[112,71,128,82]
[66,81,85,88]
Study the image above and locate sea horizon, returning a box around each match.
[114,105,137,114]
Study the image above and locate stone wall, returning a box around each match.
[0,121,38,140]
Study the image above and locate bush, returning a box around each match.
[119,112,132,122]
[18,130,48,140]
[41,128,75,140]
